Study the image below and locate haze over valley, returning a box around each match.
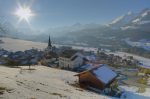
[1,8,150,55]
[1,1,150,99]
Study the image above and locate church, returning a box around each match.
[44,35,58,60]
[45,35,53,53]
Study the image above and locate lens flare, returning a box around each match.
[15,5,34,23]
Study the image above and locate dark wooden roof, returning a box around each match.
[45,51,58,59]
[60,49,78,58]
[71,55,78,61]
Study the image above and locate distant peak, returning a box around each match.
[127,11,133,15]
[142,8,150,12]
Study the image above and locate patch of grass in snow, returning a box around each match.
[0,86,14,95]
[137,76,148,85]
[69,82,85,92]
[139,68,150,74]
[69,81,80,88]
[22,68,36,70]
[0,87,6,95]
[137,87,146,93]
[30,98,36,99]
[19,68,36,74]
[50,92,67,97]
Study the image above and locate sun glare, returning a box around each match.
[15,6,34,23]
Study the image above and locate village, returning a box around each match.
[0,36,150,98]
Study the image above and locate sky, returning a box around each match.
[0,0,150,31]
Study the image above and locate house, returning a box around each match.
[75,65,118,90]
[59,49,84,69]
[76,63,93,72]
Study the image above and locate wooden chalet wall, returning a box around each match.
[78,71,105,90]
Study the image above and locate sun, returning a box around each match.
[15,5,34,23]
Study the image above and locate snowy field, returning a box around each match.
[0,37,47,51]
[0,65,150,99]
[0,66,110,99]
[0,37,98,52]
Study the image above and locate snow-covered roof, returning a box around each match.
[80,64,93,70]
[85,55,96,61]
[92,66,117,84]
[60,49,78,58]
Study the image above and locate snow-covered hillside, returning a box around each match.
[0,37,98,52]
[0,37,47,51]
[108,8,150,30]
[0,66,109,99]
[108,11,137,28]
[121,8,150,30]
[1,65,150,99]
[131,8,150,25]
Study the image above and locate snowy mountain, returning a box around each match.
[132,8,150,25]
[108,11,138,29]
[108,8,150,31]
[1,8,150,50]
[122,8,150,30]
[0,16,38,40]
[44,23,101,38]
[0,16,19,37]
[0,17,8,36]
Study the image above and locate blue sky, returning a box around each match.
[0,0,150,30]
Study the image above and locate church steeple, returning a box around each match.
[48,35,52,47]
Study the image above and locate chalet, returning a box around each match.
[75,65,118,90]
[59,49,84,69]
